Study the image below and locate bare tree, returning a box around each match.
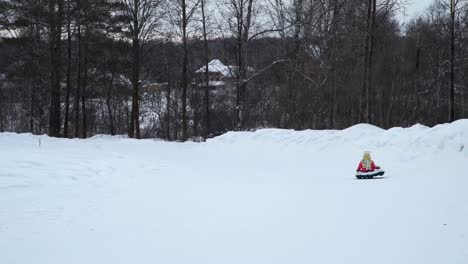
[449,0,456,121]
[360,0,376,124]
[48,0,63,137]
[75,0,82,138]
[168,0,200,141]
[223,0,298,129]
[223,0,255,129]
[64,0,72,138]
[81,4,88,139]
[120,0,163,139]
[201,0,211,138]
[271,0,304,128]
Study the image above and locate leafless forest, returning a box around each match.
[0,0,467,140]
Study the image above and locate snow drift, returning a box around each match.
[210,120,468,155]
[1,120,467,264]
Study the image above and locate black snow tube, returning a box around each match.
[356,169,385,179]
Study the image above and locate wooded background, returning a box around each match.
[0,0,467,140]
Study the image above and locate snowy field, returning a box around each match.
[1,121,468,264]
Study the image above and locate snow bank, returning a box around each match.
[210,120,468,155]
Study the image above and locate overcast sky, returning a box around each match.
[397,0,434,23]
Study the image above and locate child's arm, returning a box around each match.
[357,162,363,171]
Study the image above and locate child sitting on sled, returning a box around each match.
[357,151,380,172]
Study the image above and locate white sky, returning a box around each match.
[397,0,434,23]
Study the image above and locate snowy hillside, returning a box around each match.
[1,120,468,264]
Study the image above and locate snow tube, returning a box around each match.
[356,169,385,179]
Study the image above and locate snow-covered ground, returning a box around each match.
[1,121,468,264]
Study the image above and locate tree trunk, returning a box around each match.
[461,90,465,118]
[165,43,171,140]
[329,0,339,129]
[107,75,115,135]
[201,0,210,139]
[181,0,188,141]
[28,28,36,133]
[64,0,72,138]
[449,0,455,122]
[74,0,81,138]
[30,79,34,132]
[129,0,141,139]
[236,0,254,130]
[368,0,376,123]
[48,0,62,137]
[0,97,3,132]
[81,17,88,139]
[360,0,373,124]
[287,0,303,129]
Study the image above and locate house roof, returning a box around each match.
[195,59,235,77]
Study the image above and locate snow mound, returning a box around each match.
[209,120,468,155]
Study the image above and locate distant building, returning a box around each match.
[193,59,237,88]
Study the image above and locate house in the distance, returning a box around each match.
[193,59,236,88]
[193,59,256,89]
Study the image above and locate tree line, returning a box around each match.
[0,0,467,141]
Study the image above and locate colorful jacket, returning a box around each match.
[357,160,380,172]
